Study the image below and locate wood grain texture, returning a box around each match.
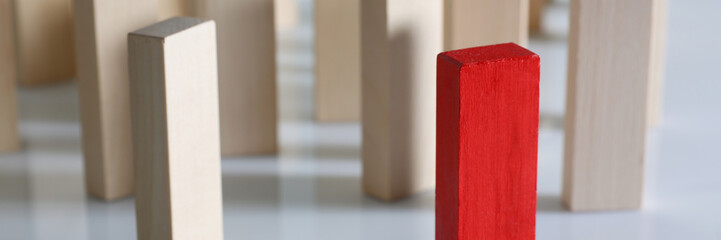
[443,0,529,50]
[187,0,278,155]
[129,17,223,240]
[74,0,158,200]
[647,0,667,127]
[1,0,20,152]
[437,43,539,240]
[563,0,652,211]
[314,0,361,122]
[13,0,76,86]
[361,0,442,201]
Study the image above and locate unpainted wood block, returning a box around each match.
[444,0,529,50]
[437,43,539,240]
[647,0,667,127]
[129,17,223,240]
[529,0,544,31]
[314,0,361,122]
[73,0,158,201]
[1,0,20,152]
[275,0,299,30]
[187,0,278,155]
[157,0,189,20]
[13,0,76,86]
[361,0,442,201]
[563,0,652,211]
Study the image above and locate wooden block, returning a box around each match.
[13,0,76,86]
[1,0,20,152]
[437,43,539,240]
[314,0,361,122]
[443,0,529,50]
[275,0,299,30]
[360,0,442,201]
[187,0,278,155]
[529,0,544,31]
[73,0,158,200]
[563,0,653,211]
[647,0,667,127]
[129,17,223,240]
[157,0,189,20]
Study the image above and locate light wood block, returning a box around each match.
[275,0,299,30]
[129,17,223,240]
[361,0,443,201]
[529,0,544,31]
[443,0,529,50]
[437,43,539,240]
[187,0,278,155]
[158,0,189,20]
[314,0,361,122]
[1,0,20,152]
[13,0,76,86]
[647,0,667,127]
[73,0,158,200]
[563,0,653,211]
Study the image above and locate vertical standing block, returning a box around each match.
[157,0,189,20]
[187,0,278,155]
[13,0,76,85]
[315,0,361,121]
[443,0,529,50]
[129,17,223,240]
[1,0,20,152]
[275,0,299,30]
[437,43,539,240]
[563,0,653,211]
[647,0,668,127]
[361,0,442,201]
[529,0,544,31]
[74,0,158,200]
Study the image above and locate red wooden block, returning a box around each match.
[436,43,539,240]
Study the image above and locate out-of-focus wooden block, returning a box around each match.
[73,0,158,201]
[361,0,442,201]
[1,0,20,152]
[13,0,76,86]
[187,0,278,155]
[443,0,529,50]
[129,17,223,240]
[275,0,298,30]
[529,0,544,31]
[157,0,189,20]
[437,43,539,240]
[647,0,667,127]
[314,0,361,122]
[563,0,652,211]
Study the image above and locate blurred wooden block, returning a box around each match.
[647,0,667,127]
[563,0,652,211]
[157,0,189,20]
[1,0,20,152]
[314,0,361,122]
[187,0,278,155]
[529,0,544,31]
[129,17,223,240]
[361,0,442,201]
[444,0,529,50]
[437,43,539,240]
[275,0,299,30]
[73,0,158,200]
[13,0,76,86]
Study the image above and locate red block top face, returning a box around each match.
[436,43,539,240]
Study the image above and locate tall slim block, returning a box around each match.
[529,0,544,31]
[361,0,442,201]
[443,0,529,50]
[129,17,223,240]
[157,0,189,20]
[74,0,158,200]
[563,0,652,211]
[647,0,667,127]
[437,43,539,240]
[13,0,76,85]
[1,0,20,152]
[315,0,361,121]
[187,0,278,155]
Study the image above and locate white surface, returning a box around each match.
[1,0,721,239]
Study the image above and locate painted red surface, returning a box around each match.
[436,43,539,240]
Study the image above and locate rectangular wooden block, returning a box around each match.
[444,0,529,50]
[563,0,653,211]
[129,17,223,240]
[74,0,158,200]
[314,0,361,122]
[647,0,667,127]
[361,0,442,201]
[157,0,189,20]
[187,0,278,155]
[1,0,20,152]
[275,0,299,30]
[13,0,76,86]
[437,43,539,240]
[529,0,544,31]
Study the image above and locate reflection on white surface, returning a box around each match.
[2,0,721,239]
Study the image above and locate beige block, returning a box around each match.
[275,0,298,30]
[1,0,20,152]
[157,0,189,20]
[443,0,529,50]
[529,0,544,31]
[129,17,223,240]
[647,0,667,127]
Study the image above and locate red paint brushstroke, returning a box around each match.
[437,43,539,240]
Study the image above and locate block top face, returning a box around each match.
[130,17,214,39]
[438,43,538,67]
